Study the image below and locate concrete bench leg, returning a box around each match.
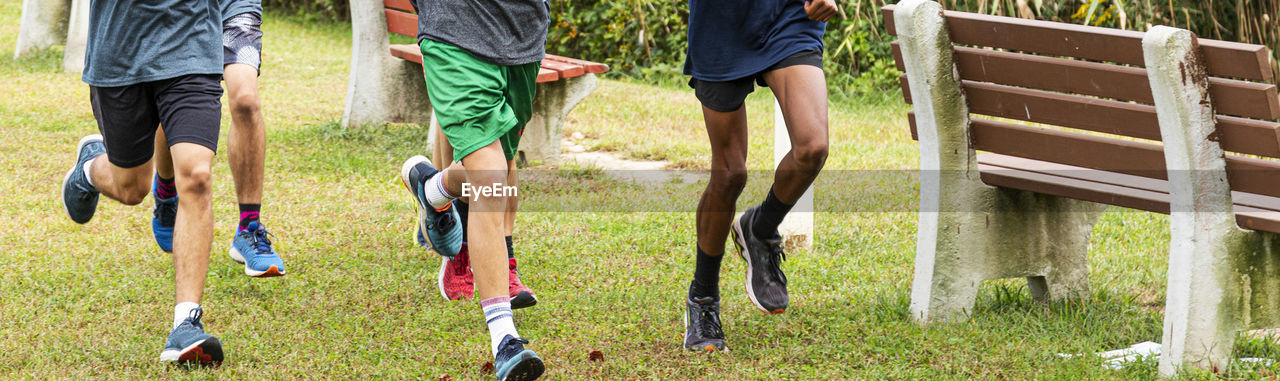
[1145,25,1280,377]
[14,0,69,59]
[62,0,87,73]
[342,0,432,127]
[519,73,598,165]
[896,0,1103,325]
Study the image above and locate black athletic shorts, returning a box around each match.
[688,49,824,113]
[89,74,223,168]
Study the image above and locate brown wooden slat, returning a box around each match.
[384,0,415,12]
[385,9,417,38]
[891,42,1280,119]
[882,5,1273,81]
[544,54,610,74]
[540,59,585,79]
[977,157,1280,233]
[898,74,911,104]
[537,68,559,83]
[961,81,1280,157]
[389,44,422,64]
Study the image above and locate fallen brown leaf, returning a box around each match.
[436,375,452,381]
[588,350,604,362]
[480,361,494,374]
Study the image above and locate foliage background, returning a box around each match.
[276,0,1280,99]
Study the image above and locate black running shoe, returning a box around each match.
[732,207,789,313]
[683,294,726,352]
[494,335,544,381]
[62,134,105,224]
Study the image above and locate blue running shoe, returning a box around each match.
[159,307,223,366]
[61,134,105,224]
[229,221,286,277]
[151,183,177,253]
[399,156,463,258]
[494,335,544,381]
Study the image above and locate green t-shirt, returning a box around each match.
[82,0,223,87]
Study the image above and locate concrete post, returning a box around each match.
[1146,25,1248,377]
[62,0,88,73]
[14,0,69,59]
[897,0,1102,325]
[342,0,432,127]
[773,99,815,249]
[519,74,598,165]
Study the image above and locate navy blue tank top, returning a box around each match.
[683,0,826,82]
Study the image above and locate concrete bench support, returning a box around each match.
[896,0,1103,325]
[14,0,68,59]
[342,0,433,127]
[522,74,597,165]
[1146,26,1280,378]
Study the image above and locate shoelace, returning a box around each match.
[246,228,276,255]
[694,302,724,339]
[496,337,531,360]
[432,208,456,233]
[186,308,204,329]
[452,251,471,277]
[765,243,789,287]
[154,199,176,226]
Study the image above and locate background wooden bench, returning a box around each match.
[344,0,609,166]
[888,0,1280,376]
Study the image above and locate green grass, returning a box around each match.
[3,3,1280,379]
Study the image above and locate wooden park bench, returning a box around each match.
[888,0,1280,376]
[343,0,609,165]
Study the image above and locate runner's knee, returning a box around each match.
[229,90,260,121]
[175,165,213,197]
[793,141,828,171]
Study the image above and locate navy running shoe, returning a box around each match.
[494,335,544,381]
[61,134,105,224]
[399,156,463,258]
[151,182,177,253]
[159,307,223,366]
[732,207,790,314]
[229,221,286,277]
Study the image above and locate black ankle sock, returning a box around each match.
[238,203,261,230]
[506,235,514,259]
[689,247,723,299]
[752,188,794,239]
[455,200,470,241]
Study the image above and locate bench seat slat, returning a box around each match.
[384,0,415,12]
[891,43,1280,120]
[882,5,1273,82]
[539,59,585,79]
[389,43,423,64]
[978,154,1280,233]
[900,80,1280,158]
[385,9,417,38]
[544,54,610,74]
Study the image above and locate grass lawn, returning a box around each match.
[3,4,1280,380]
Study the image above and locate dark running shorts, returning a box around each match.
[688,49,824,113]
[89,74,223,168]
[223,12,263,70]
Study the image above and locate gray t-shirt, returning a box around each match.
[412,0,550,66]
[221,0,263,21]
[82,0,223,87]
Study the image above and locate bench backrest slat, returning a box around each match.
[883,5,1273,81]
[890,43,1280,120]
[907,114,1280,198]
[385,9,417,38]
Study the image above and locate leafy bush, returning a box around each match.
[264,0,349,22]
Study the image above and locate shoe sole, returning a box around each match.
[681,309,726,352]
[511,291,537,309]
[229,246,286,277]
[499,350,545,381]
[400,156,435,252]
[159,337,224,366]
[732,213,785,315]
[62,134,102,224]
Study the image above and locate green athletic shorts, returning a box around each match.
[419,39,540,162]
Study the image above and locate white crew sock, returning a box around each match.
[173,302,200,329]
[481,296,519,356]
[424,168,456,210]
[82,159,96,188]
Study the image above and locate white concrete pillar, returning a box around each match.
[773,99,814,249]
[521,74,598,165]
[342,0,432,127]
[14,0,69,59]
[1145,25,1242,378]
[62,0,88,73]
